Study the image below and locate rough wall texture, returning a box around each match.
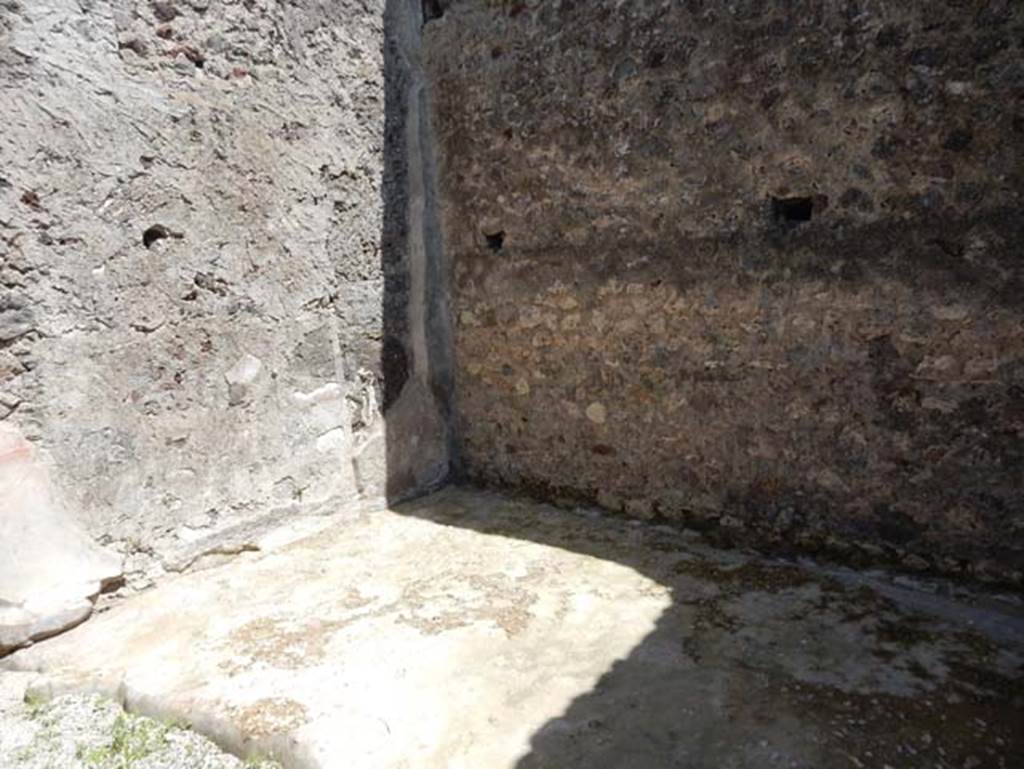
[426,0,1024,584]
[0,0,450,588]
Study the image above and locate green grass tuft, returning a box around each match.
[77,712,172,768]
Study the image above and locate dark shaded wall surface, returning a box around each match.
[424,0,1024,585]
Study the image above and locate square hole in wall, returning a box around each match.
[484,230,505,251]
[771,196,815,223]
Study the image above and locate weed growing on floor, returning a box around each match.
[243,752,279,768]
[76,712,171,768]
[23,689,48,718]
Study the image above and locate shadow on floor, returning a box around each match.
[397,489,1024,769]
[375,5,1022,769]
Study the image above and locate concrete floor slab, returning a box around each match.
[4,488,1023,768]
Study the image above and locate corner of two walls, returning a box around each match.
[382,0,458,501]
[4,0,1020,626]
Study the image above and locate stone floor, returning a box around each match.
[3,488,1022,769]
[0,679,281,769]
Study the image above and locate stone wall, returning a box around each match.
[0,0,451,589]
[426,1,1024,584]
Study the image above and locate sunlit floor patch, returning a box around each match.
[4,487,1022,769]
[2,489,668,768]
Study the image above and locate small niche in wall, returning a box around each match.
[484,230,505,252]
[142,224,183,249]
[771,196,815,224]
[423,0,445,22]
